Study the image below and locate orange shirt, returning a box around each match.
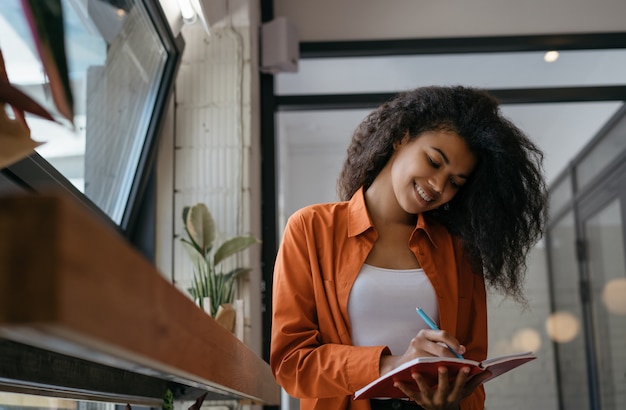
[271,187,487,410]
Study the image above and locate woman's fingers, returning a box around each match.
[392,380,420,402]
[393,366,473,409]
[434,366,451,400]
[464,369,492,391]
[412,329,465,358]
[447,366,470,401]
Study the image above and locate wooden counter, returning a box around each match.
[0,192,280,406]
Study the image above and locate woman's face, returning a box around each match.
[390,130,477,214]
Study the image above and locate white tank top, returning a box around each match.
[348,264,439,355]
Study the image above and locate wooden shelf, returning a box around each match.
[0,192,280,406]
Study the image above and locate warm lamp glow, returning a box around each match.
[511,328,542,352]
[546,311,579,343]
[544,51,559,63]
[602,278,626,315]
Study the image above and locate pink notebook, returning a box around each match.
[354,351,537,400]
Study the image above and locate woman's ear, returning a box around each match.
[393,132,411,150]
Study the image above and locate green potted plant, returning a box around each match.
[180,202,260,329]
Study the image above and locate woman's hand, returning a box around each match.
[379,329,466,375]
[378,329,487,409]
[393,366,491,410]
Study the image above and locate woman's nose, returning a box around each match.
[428,176,445,194]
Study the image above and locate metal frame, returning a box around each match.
[276,86,626,111]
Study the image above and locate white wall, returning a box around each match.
[275,0,626,41]
[156,0,263,358]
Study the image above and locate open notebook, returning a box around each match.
[354,351,537,400]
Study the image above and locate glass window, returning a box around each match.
[547,211,590,410]
[549,174,572,219]
[277,49,626,95]
[576,108,626,190]
[276,102,622,188]
[500,102,621,185]
[0,0,174,225]
[276,109,365,223]
[0,392,150,410]
[583,199,626,410]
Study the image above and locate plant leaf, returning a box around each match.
[213,236,260,266]
[185,203,216,254]
[182,206,190,227]
[21,0,74,123]
[188,392,207,410]
[223,267,252,281]
[180,239,204,263]
[162,389,173,410]
[181,207,203,254]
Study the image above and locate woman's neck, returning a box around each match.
[365,174,417,227]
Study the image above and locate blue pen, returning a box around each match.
[416,307,464,359]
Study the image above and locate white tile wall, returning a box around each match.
[174,22,249,290]
[156,1,263,360]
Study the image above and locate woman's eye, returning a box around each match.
[427,156,440,168]
[450,178,465,189]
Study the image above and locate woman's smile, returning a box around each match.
[415,183,435,203]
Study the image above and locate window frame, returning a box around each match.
[0,0,185,246]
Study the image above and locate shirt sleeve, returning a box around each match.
[270,211,388,399]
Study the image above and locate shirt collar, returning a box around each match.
[347,187,373,237]
[416,213,438,248]
[347,186,438,247]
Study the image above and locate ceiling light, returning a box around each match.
[177,0,197,24]
[544,51,559,63]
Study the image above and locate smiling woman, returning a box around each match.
[270,85,548,410]
[0,0,182,231]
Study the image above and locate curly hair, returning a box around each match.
[337,86,548,301]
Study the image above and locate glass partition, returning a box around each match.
[0,392,120,410]
[549,174,572,219]
[576,109,626,190]
[583,199,626,410]
[547,211,590,410]
[277,49,626,95]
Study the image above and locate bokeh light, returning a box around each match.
[602,278,626,315]
[544,51,560,62]
[511,328,542,352]
[545,311,579,343]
